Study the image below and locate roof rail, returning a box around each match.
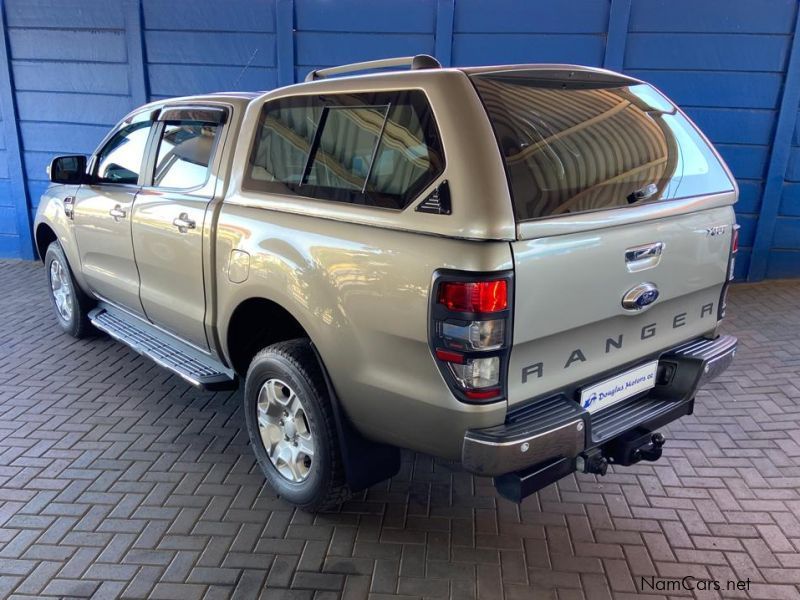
[304,54,441,82]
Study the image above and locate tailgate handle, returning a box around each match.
[625,242,663,272]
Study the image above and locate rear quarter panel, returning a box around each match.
[213,70,520,458]
[215,206,513,459]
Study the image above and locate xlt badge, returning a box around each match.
[705,225,727,236]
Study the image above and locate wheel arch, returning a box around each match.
[34,222,57,262]
[224,294,401,492]
[33,189,93,296]
[225,296,312,377]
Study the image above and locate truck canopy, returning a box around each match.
[469,70,734,224]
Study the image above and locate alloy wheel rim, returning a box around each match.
[256,378,314,482]
[49,258,73,322]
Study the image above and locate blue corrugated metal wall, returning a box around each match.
[0,0,798,280]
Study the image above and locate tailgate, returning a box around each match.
[507,205,735,406]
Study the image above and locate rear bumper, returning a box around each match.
[462,334,737,477]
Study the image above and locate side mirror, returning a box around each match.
[48,155,87,184]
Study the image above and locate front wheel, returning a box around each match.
[244,339,350,511]
[44,241,93,338]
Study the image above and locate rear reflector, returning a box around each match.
[435,348,464,364]
[731,226,740,254]
[465,387,502,400]
[438,280,508,313]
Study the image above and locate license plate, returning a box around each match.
[579,361,658,413]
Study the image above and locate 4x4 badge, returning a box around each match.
[622,282,660,311]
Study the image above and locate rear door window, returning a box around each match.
[306,105,389,192]
[244,90,444,210]
[471,74,734,221]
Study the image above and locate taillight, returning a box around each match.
[718,223,740,319]
[728,224,739,281]
[429,271,513,403]
[438,280,508,313]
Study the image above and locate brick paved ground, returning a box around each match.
[0,260,799,600]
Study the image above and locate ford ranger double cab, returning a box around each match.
[34,55,738,510]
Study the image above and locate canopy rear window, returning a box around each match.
[471,74,734,221]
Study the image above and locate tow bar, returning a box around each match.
[495,429,668,502]
[578,428,666,475]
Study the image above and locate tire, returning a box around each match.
[244,339,350,511]
[44,241,94,338]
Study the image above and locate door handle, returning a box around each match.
[172,213,196,233]
[109,205,126,221]
[625,242,664,272]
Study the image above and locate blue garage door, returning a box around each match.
[0,0,797,279]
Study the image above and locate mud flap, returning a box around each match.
[311,344,401,492]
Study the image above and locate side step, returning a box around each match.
[89,306,237,391]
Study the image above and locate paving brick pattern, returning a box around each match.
[0,259,799,599]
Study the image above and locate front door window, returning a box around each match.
[95,121,153,185]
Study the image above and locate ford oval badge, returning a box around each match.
[622,282,659,311]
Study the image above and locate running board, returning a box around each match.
[89,306,237,390]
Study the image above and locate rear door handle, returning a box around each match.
[172,213,196,233]
[109,205,126,221]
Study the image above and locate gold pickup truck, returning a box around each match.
[34,56,738,510]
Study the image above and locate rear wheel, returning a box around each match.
[44,241,93,338]
[244,339,350,511]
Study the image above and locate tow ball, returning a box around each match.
[577,429,667,475]
[633,432,666,462]
[605,428,666,467]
